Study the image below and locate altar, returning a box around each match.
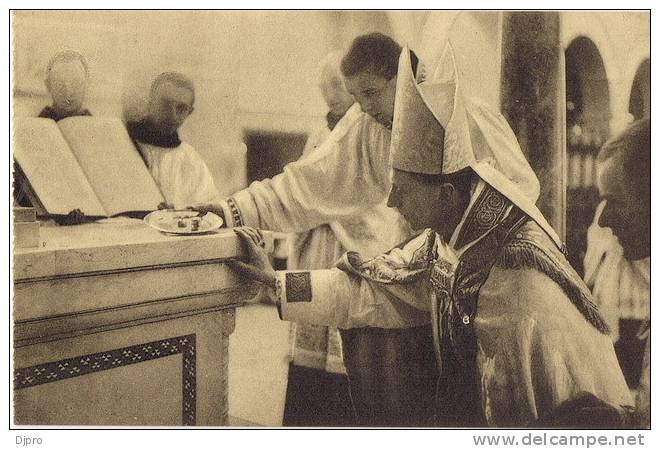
[12,219,269,426]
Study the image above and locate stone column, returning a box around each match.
[500,11,566,241]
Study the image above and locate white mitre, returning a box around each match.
[390,44,561,247]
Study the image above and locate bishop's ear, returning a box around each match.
[438,182,456,203]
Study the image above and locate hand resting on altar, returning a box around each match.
[229,227,278,305]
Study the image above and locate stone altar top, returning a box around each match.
[14,218,272,280]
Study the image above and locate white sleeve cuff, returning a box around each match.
[277,270,351,328]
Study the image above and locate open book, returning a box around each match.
[13,116,165,217]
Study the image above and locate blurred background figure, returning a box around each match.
[588,117,650,427]
[301,50,356,154]
[124,71,221,210]
[283,50,355,427]
[562,33,650,408]
[39,50,92,121]
[14,49,91,223]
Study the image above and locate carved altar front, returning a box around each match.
[12,219,267,426]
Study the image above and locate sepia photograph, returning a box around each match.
[6,5,653,443]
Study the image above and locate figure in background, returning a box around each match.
[38,50,92,121]
[14,50,92,224]
[283,50,356,426]
[584,202,649,387]
[124,72,221,210]
[298,51,356,157]
[593,118,650,428]
[232,45,633,427]
[196,33,438,427]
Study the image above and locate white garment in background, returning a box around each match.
[287,123,340,270]
[137,141,221,209]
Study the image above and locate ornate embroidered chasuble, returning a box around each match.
[430,184,610,426]
[431,186,527,425]
[275,182,619,426]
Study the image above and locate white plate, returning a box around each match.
[144,210,224,235]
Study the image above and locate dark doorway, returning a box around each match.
[244,130,308,183]
[564,37,610,277]
[243,129,309,271]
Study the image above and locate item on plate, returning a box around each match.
[144,209,223,234]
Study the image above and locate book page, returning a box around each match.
[13,117,106,216]
[58,117,165,216]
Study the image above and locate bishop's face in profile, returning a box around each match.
[387,168,472,241]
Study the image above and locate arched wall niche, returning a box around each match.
[564,35,611,276]
[565,36,611,145]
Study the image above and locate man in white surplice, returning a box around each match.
[126,72,220,209]
[197,34,439,426]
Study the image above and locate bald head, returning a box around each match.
[597,118,650,259]
[317,50,354,117]
[598,117,650,199]
[150,72,195,106]
[45,50,89,117]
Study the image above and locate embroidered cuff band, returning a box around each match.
[226,197,243,227]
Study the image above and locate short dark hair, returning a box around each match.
[151,71,195,106]
[412,167,477,196]
[341,32,402,80]
[598,117,650,201]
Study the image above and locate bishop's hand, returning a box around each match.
[229,227,277,305]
